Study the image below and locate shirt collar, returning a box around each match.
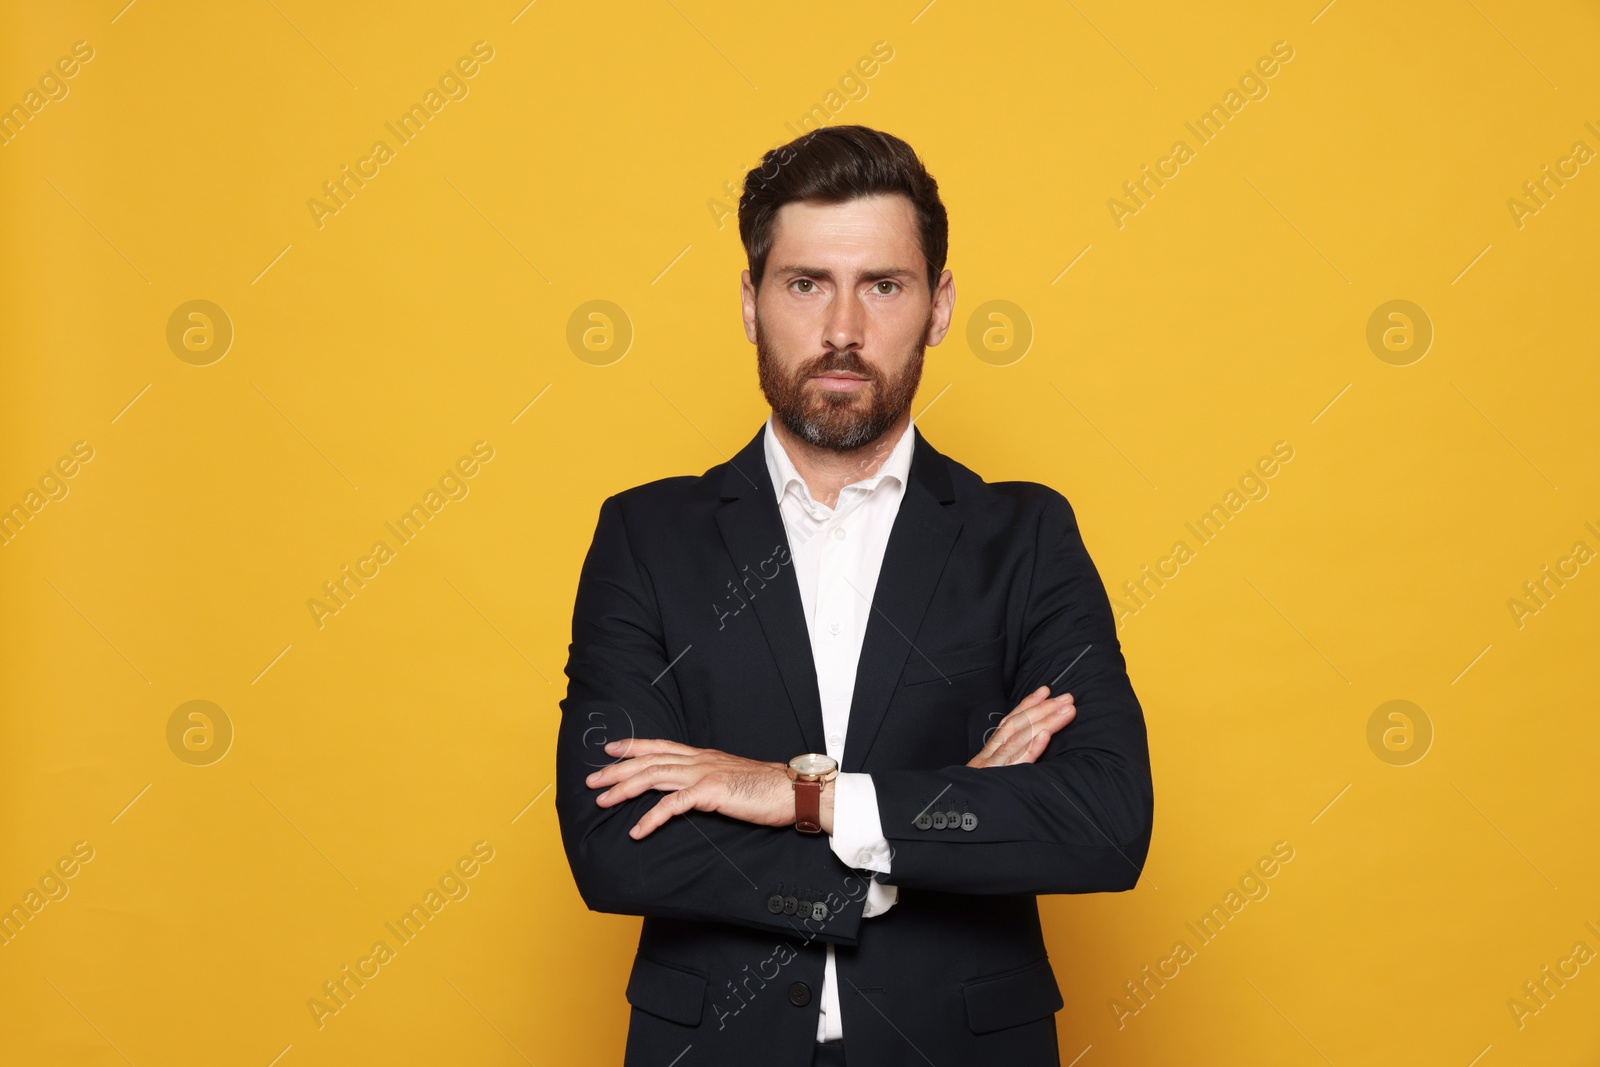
[762,411,915,508]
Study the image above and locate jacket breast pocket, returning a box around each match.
[625,953,707,1026]
[962,955,1064,1034]
[902,632,1005,687]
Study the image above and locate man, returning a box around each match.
[556,125,1154,1067]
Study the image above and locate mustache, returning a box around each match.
[803,352,876,380]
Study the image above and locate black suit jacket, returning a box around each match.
[556,422,1154,1066]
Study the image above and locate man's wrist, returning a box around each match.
[783,766,835,835]
[783,756,838,834]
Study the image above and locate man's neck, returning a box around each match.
[770,410,910,509]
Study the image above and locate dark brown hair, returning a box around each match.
[738,125,948,296]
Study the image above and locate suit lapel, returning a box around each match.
[841,427,961,770]
[715,428,827,755]
[712,422,963,770]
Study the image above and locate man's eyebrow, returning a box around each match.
[771,265,921,284]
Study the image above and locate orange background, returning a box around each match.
[2,1,1597,1063]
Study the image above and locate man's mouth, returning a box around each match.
[811,373,869,391]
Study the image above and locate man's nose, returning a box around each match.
[824,287,865,350]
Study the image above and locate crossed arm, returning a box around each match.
[554,491,1153,942]
[583,683,1077,840]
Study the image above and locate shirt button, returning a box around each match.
[833,527,847,540]
[828,733,842,746]
[856,849,872,865]
[829,621,840,635]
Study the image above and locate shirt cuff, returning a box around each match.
[830,772,893,873]
[830,772,898,919]
[862,873,898,918]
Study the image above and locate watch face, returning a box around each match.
[790,753,837,776]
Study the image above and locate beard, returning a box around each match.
[755,314,926,453]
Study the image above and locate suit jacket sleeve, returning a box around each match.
[555,493,870,943]
[868,490,1155,896]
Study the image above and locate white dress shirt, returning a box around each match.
[761,411,909,1043]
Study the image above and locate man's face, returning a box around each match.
[742,194,954,452]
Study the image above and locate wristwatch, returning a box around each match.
[787,753,839,834]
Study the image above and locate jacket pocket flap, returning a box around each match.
[625,954,707,1026]
[961,956,1064,1034]
[903,633,1005,686]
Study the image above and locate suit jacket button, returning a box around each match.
[783,896,798,915]
[932,811,948,830]
[812,901,829,920]
[767,894,785,914]
[788,981,812,1006]
[914,812,932,830]
[961,812,978,831]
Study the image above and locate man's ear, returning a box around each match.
[741,269,758,344]
[925,269,955,346]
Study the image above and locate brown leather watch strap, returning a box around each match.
[794,779,822,834]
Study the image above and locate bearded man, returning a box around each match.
[556,124,1154,1067]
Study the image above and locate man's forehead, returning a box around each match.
[769,195,919,257]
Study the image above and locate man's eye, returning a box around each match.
[874,281,899,295]
[793,279,815,293]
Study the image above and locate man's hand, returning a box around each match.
[586,739,807,840]
[967,686,1076,768]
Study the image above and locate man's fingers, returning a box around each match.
[1012,701,1075,763]
[589,744,718,789]
[594,760,694,806]
[1024,722,1055,761]
[977,693,1076,767]
[979,718,1037,767]
[1004,687,1056,723]
[992,693,1073,752]
[603,737,695,760]
[991,717,1044,764]
[975,716,1026,766]
[980,690,1054,754]
[630,787,702,839]
[587,751,676,788]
